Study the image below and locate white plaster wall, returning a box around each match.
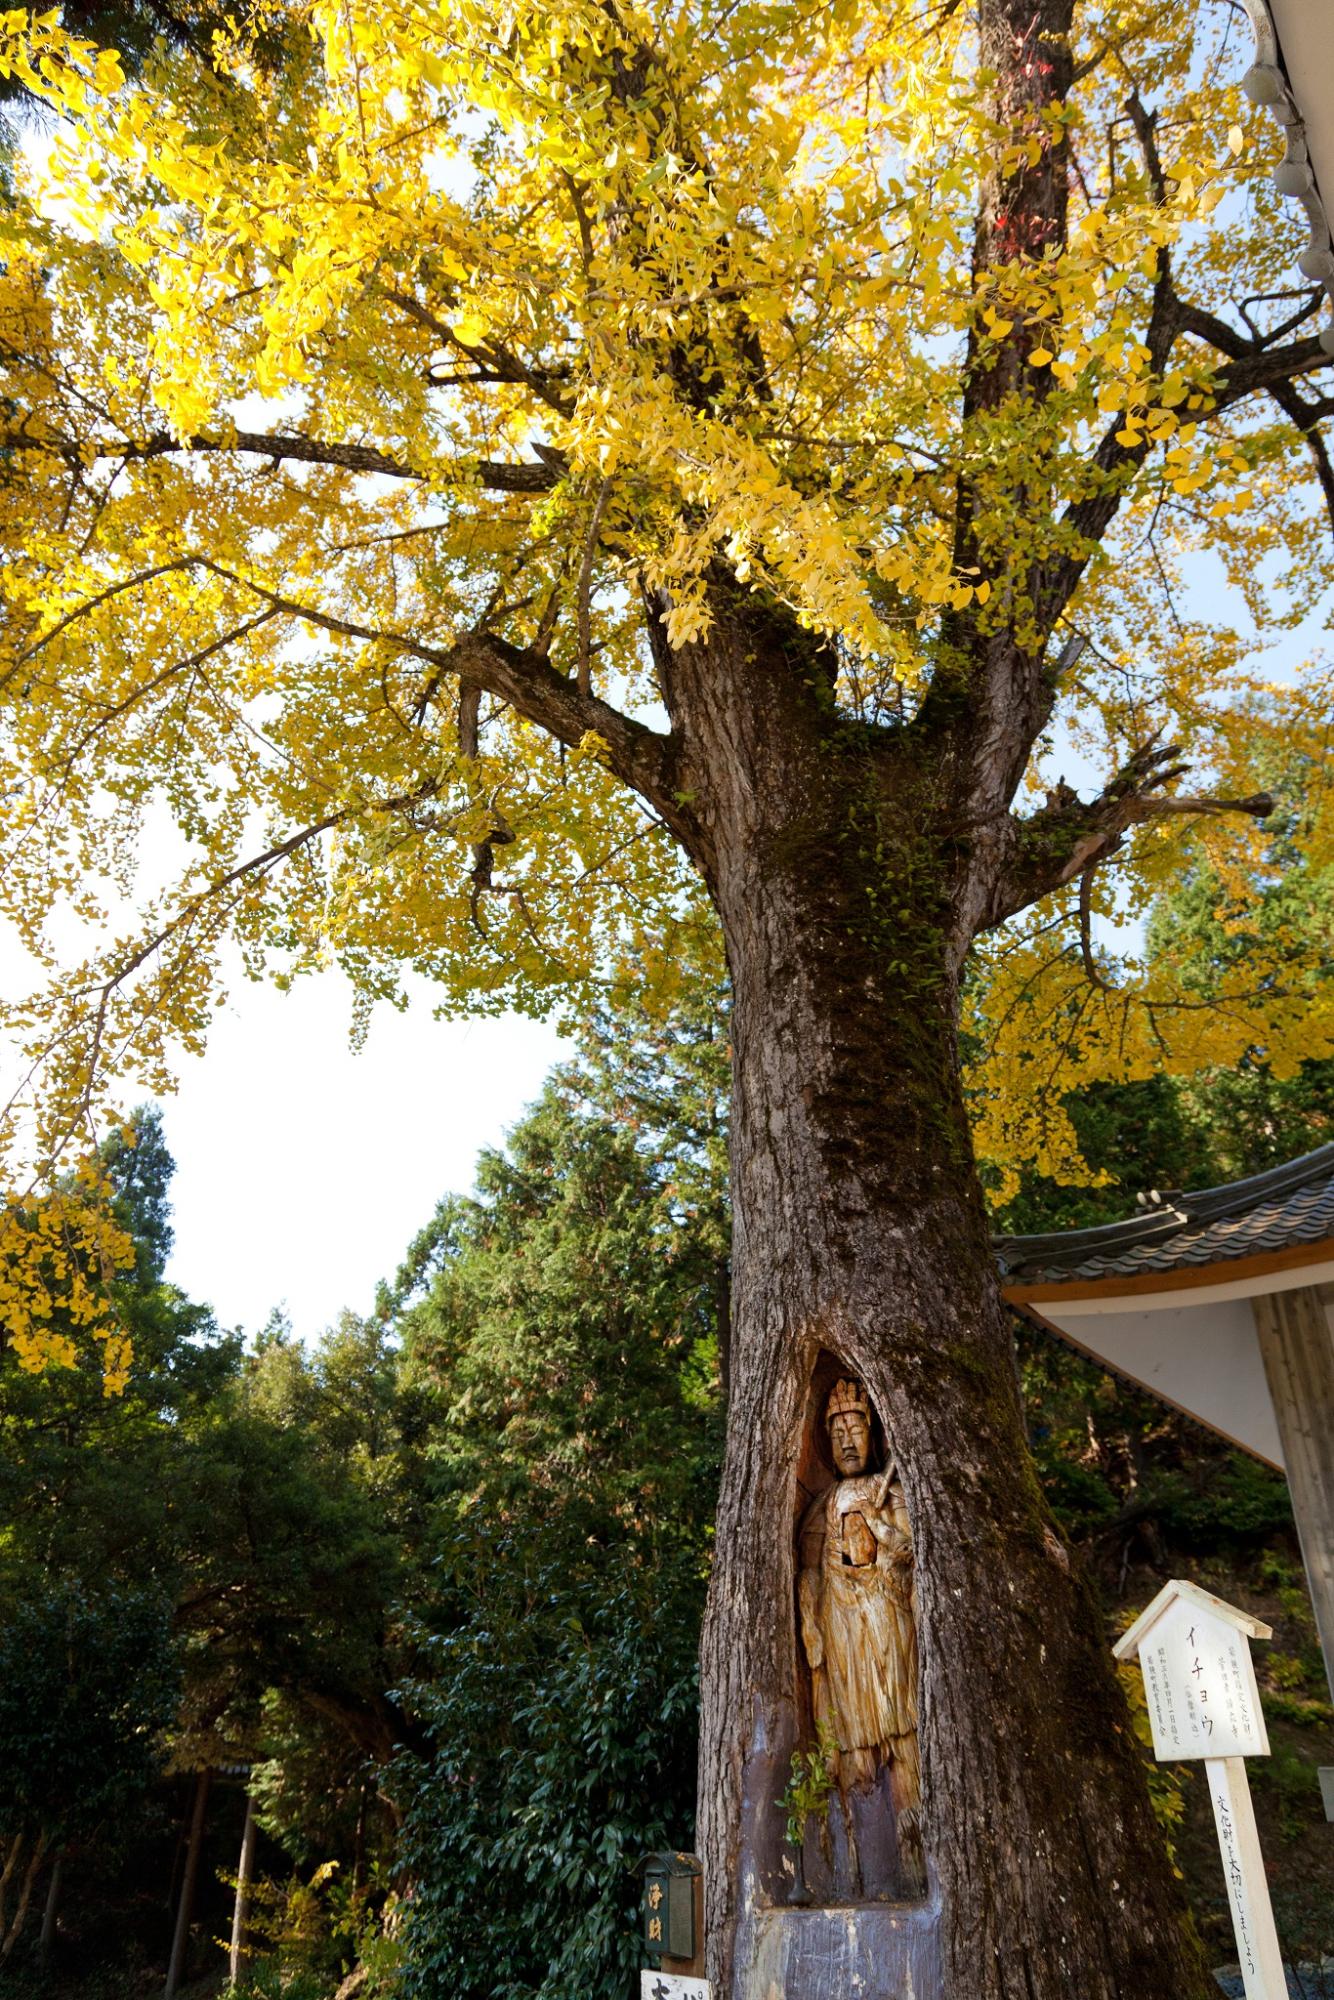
[1272,0,1334,231]
[1036,1297,1283,1468]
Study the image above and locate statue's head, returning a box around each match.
[825,1377,872,1476]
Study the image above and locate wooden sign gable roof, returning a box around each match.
[1112,1578,1273,1663]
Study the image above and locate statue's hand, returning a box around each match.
[801,1621,824,1669]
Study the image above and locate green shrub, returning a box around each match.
[392,1519,702,2000]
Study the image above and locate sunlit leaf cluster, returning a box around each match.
[0,0,1331,1356]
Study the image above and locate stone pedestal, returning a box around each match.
[730,1700,942,1997]
[733,1900,942,2000]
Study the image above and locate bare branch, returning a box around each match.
[0,427,562,494]
[981,734,1274,930]
[184,557,686,832]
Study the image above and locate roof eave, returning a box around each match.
[1243,0,1334,355]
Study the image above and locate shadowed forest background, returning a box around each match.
[2,846,1333,2000]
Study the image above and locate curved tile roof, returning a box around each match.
[995,1141,1334,1287]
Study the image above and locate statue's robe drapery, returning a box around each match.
[798,1471,920,1818]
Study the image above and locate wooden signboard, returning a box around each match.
[640,1974,710,2000]
[1118,1579,1269,1762]
[1114,1581,1284,2000]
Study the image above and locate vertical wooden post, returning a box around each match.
[1204,1758,1286,2000]
[39,1851,63,1956]
[228,1792,257,1987]
[1253,1284,1334,1700]
[165,1769,211,2000]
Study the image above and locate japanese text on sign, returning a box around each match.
[1135,1601,1267,1761]
[1214,1784,1256,1982]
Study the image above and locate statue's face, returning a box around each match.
[829,1408,870,1475]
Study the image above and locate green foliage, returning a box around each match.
[1019,1316,1294,1571]
[228,1856,397,1997]
[0,1583,178,1846]
[0,1111,237,1608]
[991,825,1334,1237]
[393,1522,702,2000]
[1250,1736,1332,1845]
[389,1063,725,1555]
[172,1328,406,1767]
[380,1002,726,2000]
[1261,1691,1334,1729]
[102,1105,176,1283]
[779,1721,839,1851]
[1150,1457,1294,1546]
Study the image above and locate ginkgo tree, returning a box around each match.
[2,0,1333,1992]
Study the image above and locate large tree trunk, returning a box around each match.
[658,600,1209,2000]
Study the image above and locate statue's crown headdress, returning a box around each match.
[825,1378,870,1425]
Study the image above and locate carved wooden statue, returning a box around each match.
[798,1377,923,1885]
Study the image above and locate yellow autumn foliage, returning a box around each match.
[0,0,1331,1363]
[0,1167,135,1392]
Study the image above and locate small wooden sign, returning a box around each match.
[640,1974,710,2000]
[1114,1580,1284,2000]
[1115,1578,1269,1762]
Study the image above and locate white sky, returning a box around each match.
[161,981,568,1337]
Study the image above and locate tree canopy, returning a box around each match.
[1,0,1332,1379]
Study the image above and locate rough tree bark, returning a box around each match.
[653,585,1211,2000]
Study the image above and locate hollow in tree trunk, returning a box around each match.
[651,597,1210,2000]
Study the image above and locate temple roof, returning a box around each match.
[995,1141,1334,1289]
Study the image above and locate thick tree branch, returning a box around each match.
[1175,302,1330,409]
[1268,379,1334,529]
[980,735,1275,930]
[0,426,562,493]
[383,289,578,420]
[188,558,686,835]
